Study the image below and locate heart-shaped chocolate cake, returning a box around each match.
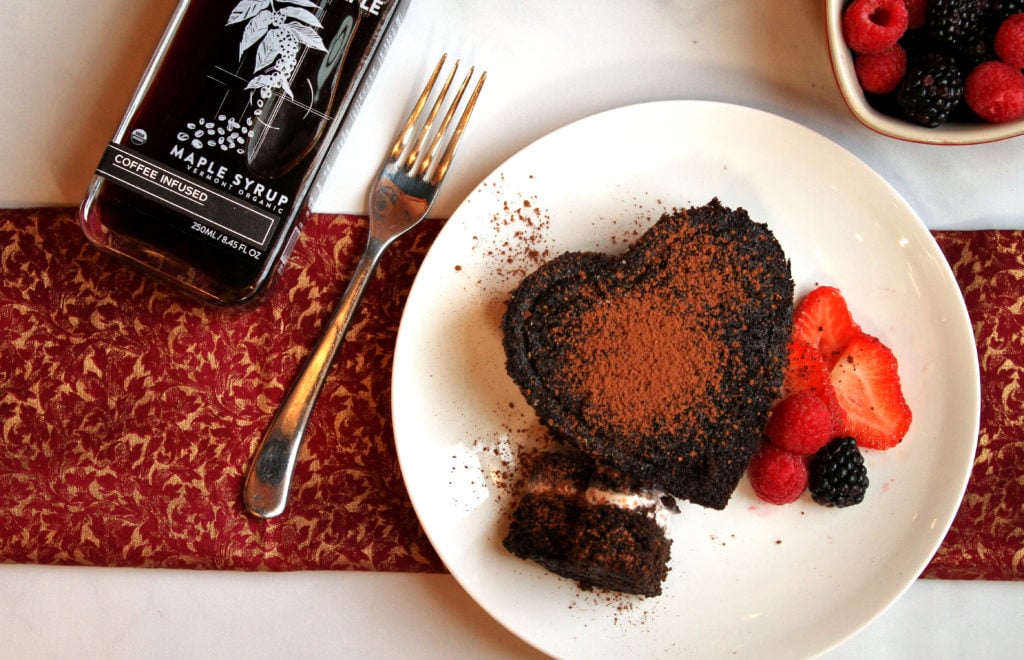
[502,199,793,509]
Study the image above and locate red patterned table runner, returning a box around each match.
[0,208,1020,578]
[1,208,442,571]
[923,231,1024,580]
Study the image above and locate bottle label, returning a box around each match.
[97,143,280,249]
[94,0,391,258]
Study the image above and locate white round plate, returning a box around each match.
[391,101,979,659]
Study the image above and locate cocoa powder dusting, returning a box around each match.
[567,294,724,436]
[558,221,752,438]
[466,175,555,287]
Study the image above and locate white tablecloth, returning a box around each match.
[1,0,1021,657]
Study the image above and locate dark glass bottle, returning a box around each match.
[80,0,406,305]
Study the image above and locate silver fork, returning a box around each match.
[242,54,486,518]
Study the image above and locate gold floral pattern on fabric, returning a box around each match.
[923,231,1024,580]
[1,210,1020,578]
[0,208,443,571]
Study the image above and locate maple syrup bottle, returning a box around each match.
[80,0,406,305]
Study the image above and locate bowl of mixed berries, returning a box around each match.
[826,0,1024,143]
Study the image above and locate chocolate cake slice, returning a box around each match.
[501,199,793,509]
[503,451,674,596]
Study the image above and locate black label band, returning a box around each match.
[96,144,279,249]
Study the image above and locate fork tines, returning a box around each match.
[389,54,486,186]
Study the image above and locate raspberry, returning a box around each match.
[747,444,808,505]
[994,13,1024,68]
[855,43,908,93]
[764,392,833,456]
[897,63,964,126]
[843,0,910,54]
[904,0,928,29]
[808,437,869,508]
[965,60,1024,122]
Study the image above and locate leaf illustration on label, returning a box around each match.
[287,23,327,51]
[228,0,272,25]
[278,6,323,29]
[239,10,276,58]
[254,28,286,72]
[246,73,293,99]
[229,1,325,101]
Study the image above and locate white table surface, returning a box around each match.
[1,1,1022,657]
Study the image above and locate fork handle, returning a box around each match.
[242,235,389,518]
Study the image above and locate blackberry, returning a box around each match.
[809,437,869,508]
[957,35,996,70]
[896,63,964,126]
[927,0,989,53]
[899,29,962,71]
[990,0,1024,22]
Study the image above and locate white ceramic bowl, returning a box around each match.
[825,0,1024,144]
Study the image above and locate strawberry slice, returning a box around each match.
[830,332,912,450]
[792,286,862,369]
[781,339,847,432]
